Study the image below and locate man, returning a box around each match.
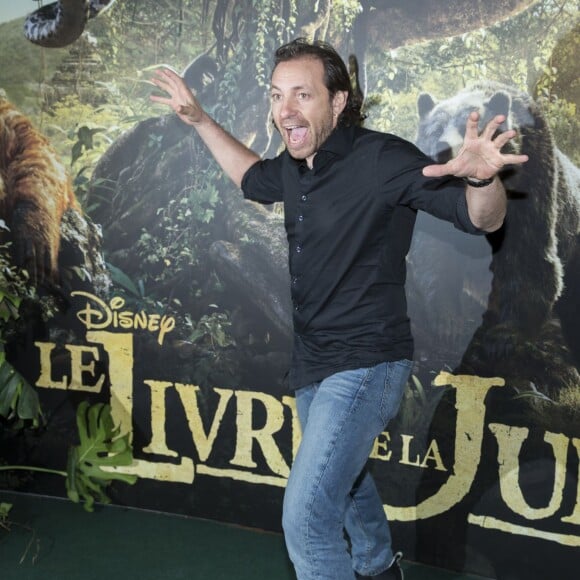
[150,38,527,580]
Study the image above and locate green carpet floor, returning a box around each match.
[0,491,491,580]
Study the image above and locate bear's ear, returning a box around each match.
[487,91,511,118]
[417,93,436,119]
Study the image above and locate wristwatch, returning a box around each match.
[464,176,495,188]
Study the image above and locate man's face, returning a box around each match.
[270,57,347,168]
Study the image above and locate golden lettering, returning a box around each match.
[88,331,134,439]
[73,291,112,329]
[230,391,290,478]
[196,464,287,487]
[71,291,175,345]
[148,314,160,331]
[370,432,445,470]
[35,342,106,393]
[158,317,176,345]
[33,301,580,546]
[91,336,194,484]
[67,344,106,392]
[561,438,580,524]
[490,424,568,520]
[420,439,447,472]
[468,513,580,547]
[118,310,134,329]
[106,457,194,484]
[371,431,392,461]
[110,296,124,310]
[133,311,148,330]
[175,384,233,462]
[386,371,504,521]
[35,341,68,389]
[282,395,301,461]
[142,380,179,458]
[400,434,421,467]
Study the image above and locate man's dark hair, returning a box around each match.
[273,38,365,128]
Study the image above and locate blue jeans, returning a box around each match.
[282,360,413,580]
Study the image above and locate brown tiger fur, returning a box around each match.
[0,98,78,284]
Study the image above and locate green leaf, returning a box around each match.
[0,502,12,530]
[71,141,84,165]
[105,262,142,298]
[0,290,21,322]
[0,352,42,426]
[16,378,40,420]
[66,402,137,512]
[0,366,17,417]
[0,502,12,518]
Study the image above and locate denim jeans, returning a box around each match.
[282,360,413,580]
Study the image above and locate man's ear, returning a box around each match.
[333,90,348,118]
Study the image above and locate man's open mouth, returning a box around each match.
[286,125,308,145]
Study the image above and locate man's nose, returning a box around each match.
[279,97,297,118]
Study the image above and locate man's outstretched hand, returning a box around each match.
[422,111,528,180]
[150,67,204,126]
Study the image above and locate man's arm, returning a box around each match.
[422,111,528,232]
[464,176,506,233]
[150,67,260,188]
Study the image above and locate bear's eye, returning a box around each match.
[426,124,444,140]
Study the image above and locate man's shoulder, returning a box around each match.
[353,125,413,146]
[350,126,421,159]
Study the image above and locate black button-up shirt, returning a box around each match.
[241,125,481,389]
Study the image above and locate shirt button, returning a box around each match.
[291,276,299,285]
[296,245,302,253]
[298,215,304,222]
[300,194,307,202]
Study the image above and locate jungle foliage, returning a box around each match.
[0,401,137,512]
[107,1,576,329]
[0,0,578,395]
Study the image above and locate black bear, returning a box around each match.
[413,81,580,394]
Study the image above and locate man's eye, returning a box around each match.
[271,94,281,102]
[298,92,309,100]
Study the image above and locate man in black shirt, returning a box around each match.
[151,38,527,580]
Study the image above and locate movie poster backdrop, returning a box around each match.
[0,1,579,578]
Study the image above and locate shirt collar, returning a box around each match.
[293,125,356,173]
[319,124,355,157]
[314,125,355,171]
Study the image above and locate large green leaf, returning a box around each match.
[66,402,137,512]
[0,502,12,532]
[0,351,43,427]
[105,262,142,298]
[0,290,20,323]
